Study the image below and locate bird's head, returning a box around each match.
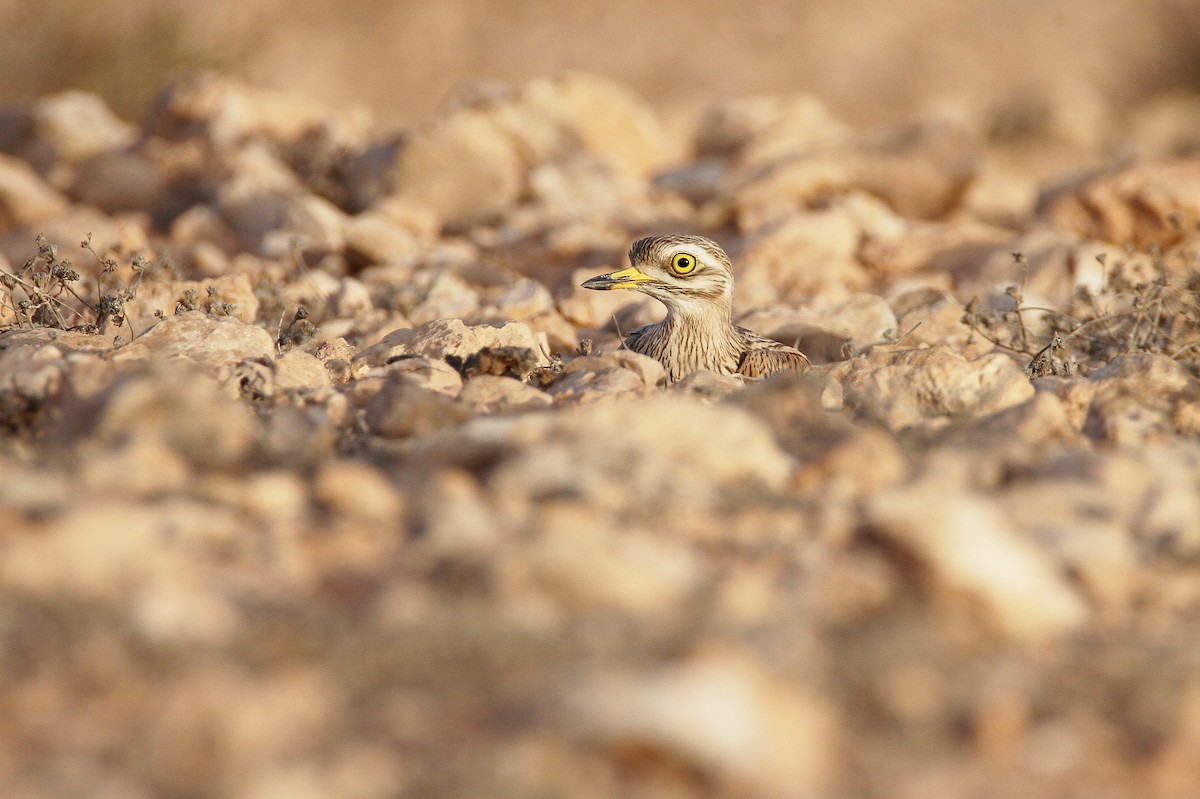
[581,235,734,313]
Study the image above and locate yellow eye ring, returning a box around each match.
[670,252,698,275]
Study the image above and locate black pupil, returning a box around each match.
[679,258,690,267]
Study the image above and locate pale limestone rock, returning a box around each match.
[487,395,792,512]
[1083,354,1200,445]
[488,278,554,320]
[354,318,545,368]
[274,350,332,392]
[840,346,1035,430]
[729,117,978,230]
[312,337,360,384]
[127,272,260,326]
[1042,158,1200,247]
[889,287,996,360]
[458,374,552,412]
[417,470,498,556]
[330,277,373,318]
[695,93,850,161]
[407,271,481,325]
[736,209,870,307]
[549,349,664,403]
[381,356,462,396]
[529,72,678,178]
[670,369,745,401]
[146,71,372,148]
[529,504,705,616]
[275,192,349,254]
[30,90,134,164]
[564,650,839,799]
[394,108,522,224]
[739,292,899,363]
[312,460,404,523]
[865,468,1088,640]
[85,363,259,468]
[0,153,70,230]
[364,375,470,437]
[343,211,421,266]
[78,433,193,500]
[561,348,665,387]
[69,151,163,213]
[114,312,275,375]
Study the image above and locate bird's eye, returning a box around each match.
[670,252,697,275]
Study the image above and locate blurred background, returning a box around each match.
[3,0,1199,126]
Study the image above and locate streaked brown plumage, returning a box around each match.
[582,235,810,383]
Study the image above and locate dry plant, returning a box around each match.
[0,233,155,344]
[963,246,1200,378]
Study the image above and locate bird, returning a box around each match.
[581,235,810,383]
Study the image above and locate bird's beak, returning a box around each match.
[581,265,655,291]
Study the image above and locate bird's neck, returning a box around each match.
[661,295,736,340]
[662,292,733,326]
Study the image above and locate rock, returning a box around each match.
[214,143,306,247]
[530,72,677,178]
[530,502,705,615]
[81,361,259,468]
[407,271,482,324]
[548,349,664,403]
[78,431,193,500]
[364,374,471,437]
[329,277,373,318]
[960,391,1079,450]
[695,93,850,160]
[274,350,332,392]
[271,193,349,254]
[146,71,372,148]
[458,374,552,412]
[113,312,275,375]
[889,287,996,360]
[728,118,978,230]
[1082,354,1200,445]
[343,211,421,266]
[68,151,164,213]
[0,153,69,230]
[865,465,1088,640]
[564,649,839,799]
[415,469,499,557]
[488,278,554,320]
[487,395,793,513]
[739,293,899,363]
[735,209,870,307]
[29,90,134,165]
[312,460,403,523]
[354,318,546,368]
[0,205,126,268]
[1041,158,1200,247]
[858,214,1010,278]
[127,273,261,326]
[839,346,1035,431]
[380,356,463,396]
[671,369,745,401]
[844,118,980,219]
[394,108,522,224]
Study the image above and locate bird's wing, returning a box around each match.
[622,323,657,355]
[735,327,811,379]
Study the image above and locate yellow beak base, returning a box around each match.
[581,265,655,291]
